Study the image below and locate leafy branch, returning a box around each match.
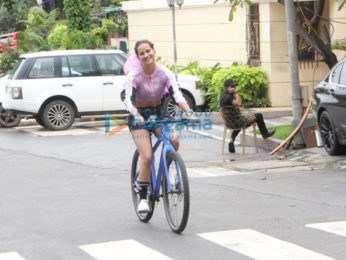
[214,0,252,21]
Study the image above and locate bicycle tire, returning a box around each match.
[131,150,155,222]
[162,151,190,233]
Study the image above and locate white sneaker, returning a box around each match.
[137,199,150,213]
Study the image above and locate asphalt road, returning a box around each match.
[0,122,346,260]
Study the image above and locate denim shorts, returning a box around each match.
[128,105,169,131]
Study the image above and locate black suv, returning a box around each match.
[312,57,346,155]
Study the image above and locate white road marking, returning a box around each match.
[198,229,335,260]
[306,221,346,237]
[187,166,252,178]
[20,128,100,136]
[0,252,26,260]
[79,240,172,260]
[17,125,129,137]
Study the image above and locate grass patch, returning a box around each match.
[256,124,293,140]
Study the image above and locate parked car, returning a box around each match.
[0,74,21,127]
[0,32,20,53]
[2,49,205,130]
[312,57,346,155]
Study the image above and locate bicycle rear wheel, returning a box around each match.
[162,151,190,233]
[131,150,154,222]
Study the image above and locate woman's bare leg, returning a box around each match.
[132,129,152,183]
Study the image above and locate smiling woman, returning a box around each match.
[121,39,196,213]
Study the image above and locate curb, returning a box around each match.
[238,132,282,152]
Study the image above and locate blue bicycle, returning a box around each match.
[131,118,191,233]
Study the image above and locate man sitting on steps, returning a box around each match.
[219,79,276,153]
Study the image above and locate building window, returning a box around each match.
[247,4,260,67]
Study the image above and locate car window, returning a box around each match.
[9,58,25,79]
[339,62,346,86]
[330,63,343,84]
[67,55,96,77]
[28,57,55,79]
[95,54,125,76]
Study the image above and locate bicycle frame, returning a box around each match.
[134,124,183,199]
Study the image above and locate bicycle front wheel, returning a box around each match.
[162,151,190,233]
[131,150,154,223]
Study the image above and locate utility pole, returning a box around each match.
[171,4,179,80]
[284,0,305,145]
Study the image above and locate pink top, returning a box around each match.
[123,55,185,113]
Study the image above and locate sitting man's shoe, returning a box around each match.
[228,142,235,153]
[263,128,276,139]
[137,199,150,213]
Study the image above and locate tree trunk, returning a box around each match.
[278,0,337,69]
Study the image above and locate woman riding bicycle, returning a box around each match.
[121,39,194,213]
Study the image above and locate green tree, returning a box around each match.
[0,0,37,33]
[333,39,346,51]
[64,0,91,32]
[214,0,251,21]
[19,7,60,52]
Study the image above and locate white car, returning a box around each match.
[2,49,205,130]
[0,74,21,127]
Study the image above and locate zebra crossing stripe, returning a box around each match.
[187,166,252,178]
[0,252,26,260]
[306,221,346,237]
[79,239,172,260]
[198,229,335,260]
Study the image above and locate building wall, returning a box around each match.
[123,0,346,107]
[330,0,346,61]
[125,0,248,67]
[260,3,332,106]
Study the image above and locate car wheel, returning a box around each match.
[0,103,21,127]
[163,93,194,118]
[35,116,45,127]
[319,111,343,155]
[41,100,75,130]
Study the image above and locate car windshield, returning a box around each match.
[8,58,25,79]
